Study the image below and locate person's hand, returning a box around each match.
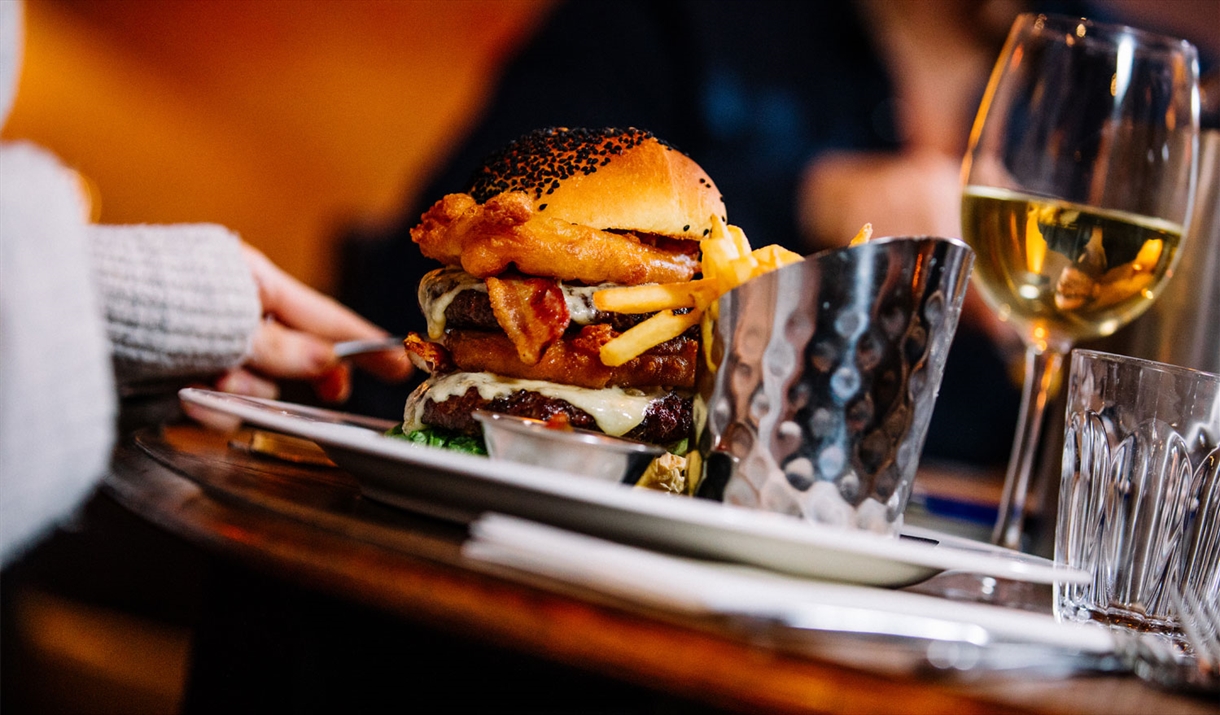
[799,149,964,250]
[798,149,1022,357]
[189,244,412,426]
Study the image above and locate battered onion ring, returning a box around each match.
[410,192,699,286]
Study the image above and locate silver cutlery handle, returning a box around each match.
[333,337,405,358]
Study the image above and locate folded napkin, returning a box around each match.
[462,513,1116,654]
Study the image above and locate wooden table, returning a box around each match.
[103,423,1218,715]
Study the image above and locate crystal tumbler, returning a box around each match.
[1055,350,1220,632]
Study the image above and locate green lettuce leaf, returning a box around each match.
[385,423,487,456]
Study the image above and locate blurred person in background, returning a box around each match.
[0,0,412,568]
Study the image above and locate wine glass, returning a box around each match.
[961,13,1200,550]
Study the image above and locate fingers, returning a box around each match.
[247,318,339,380]
[242,244,385,343]
[312,363,352,403]
[247,319,416,403]
[239,244,415,401]
[216,367,280,399]
[798,150,963,251]
[182,400,243,433]
[183,368,280,432]
[349,348,415,383]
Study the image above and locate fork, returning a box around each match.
[333,336,406,358]
[1170,589,1220,694]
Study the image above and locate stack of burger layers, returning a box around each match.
[401,127,726,487]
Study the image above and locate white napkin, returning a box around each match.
[463,512,1116,654]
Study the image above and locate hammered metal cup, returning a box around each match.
[1055,350,1220,633]
[694,236,974,536]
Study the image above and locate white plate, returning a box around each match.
[464,513,1118,653]
[179,388,1089,588]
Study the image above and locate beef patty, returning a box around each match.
[421,387,692,445]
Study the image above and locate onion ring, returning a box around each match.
[410,192,699,286]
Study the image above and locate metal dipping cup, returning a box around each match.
[1055,350,1220,633]
[694,236,974,536]
[474,411,665,486]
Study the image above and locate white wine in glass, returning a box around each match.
[961,14,1200,549]
[962,187,1184,346]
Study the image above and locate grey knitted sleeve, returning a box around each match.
[87,223,262,384]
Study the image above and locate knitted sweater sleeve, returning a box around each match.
[87,224,262,385]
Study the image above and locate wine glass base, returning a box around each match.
[906,571,1052,613]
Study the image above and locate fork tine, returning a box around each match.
[1172,589,1220,674]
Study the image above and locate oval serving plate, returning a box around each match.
[178,388,1090,589]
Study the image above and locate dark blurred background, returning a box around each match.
[1,1,1215,712]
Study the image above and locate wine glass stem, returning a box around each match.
[992,346,1065,550]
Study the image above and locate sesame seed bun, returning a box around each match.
[468,127,726,241]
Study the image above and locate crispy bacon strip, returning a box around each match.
[486,275,570,365]
[445,326,697,389]
[410,192,699,286]
[403,333,454,375]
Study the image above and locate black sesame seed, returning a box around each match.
[682,225,690,232]
[466,127,682,203]
[539,204,547,210]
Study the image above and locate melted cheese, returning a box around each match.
[563,284,609,324]
[418,267,486,339]
[417,268,617,338]
[406,372,662,437]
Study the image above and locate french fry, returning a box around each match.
[592,278,718,313]
[778,246,804,266]
[690,281,721,311]
[752,244,803,271]
[706,214,734,246]
[700,215,740,281]
[724,253,760,289]
[592,214,813,366]
[599,309,703,367]
[700,310,717,372]
[700,237,738,284]
[849,223,873,246]
[728,224,752,256]
[751,247,776,271]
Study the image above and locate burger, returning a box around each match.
[397,127,726,481]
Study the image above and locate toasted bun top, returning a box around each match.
[467,127,726,241]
